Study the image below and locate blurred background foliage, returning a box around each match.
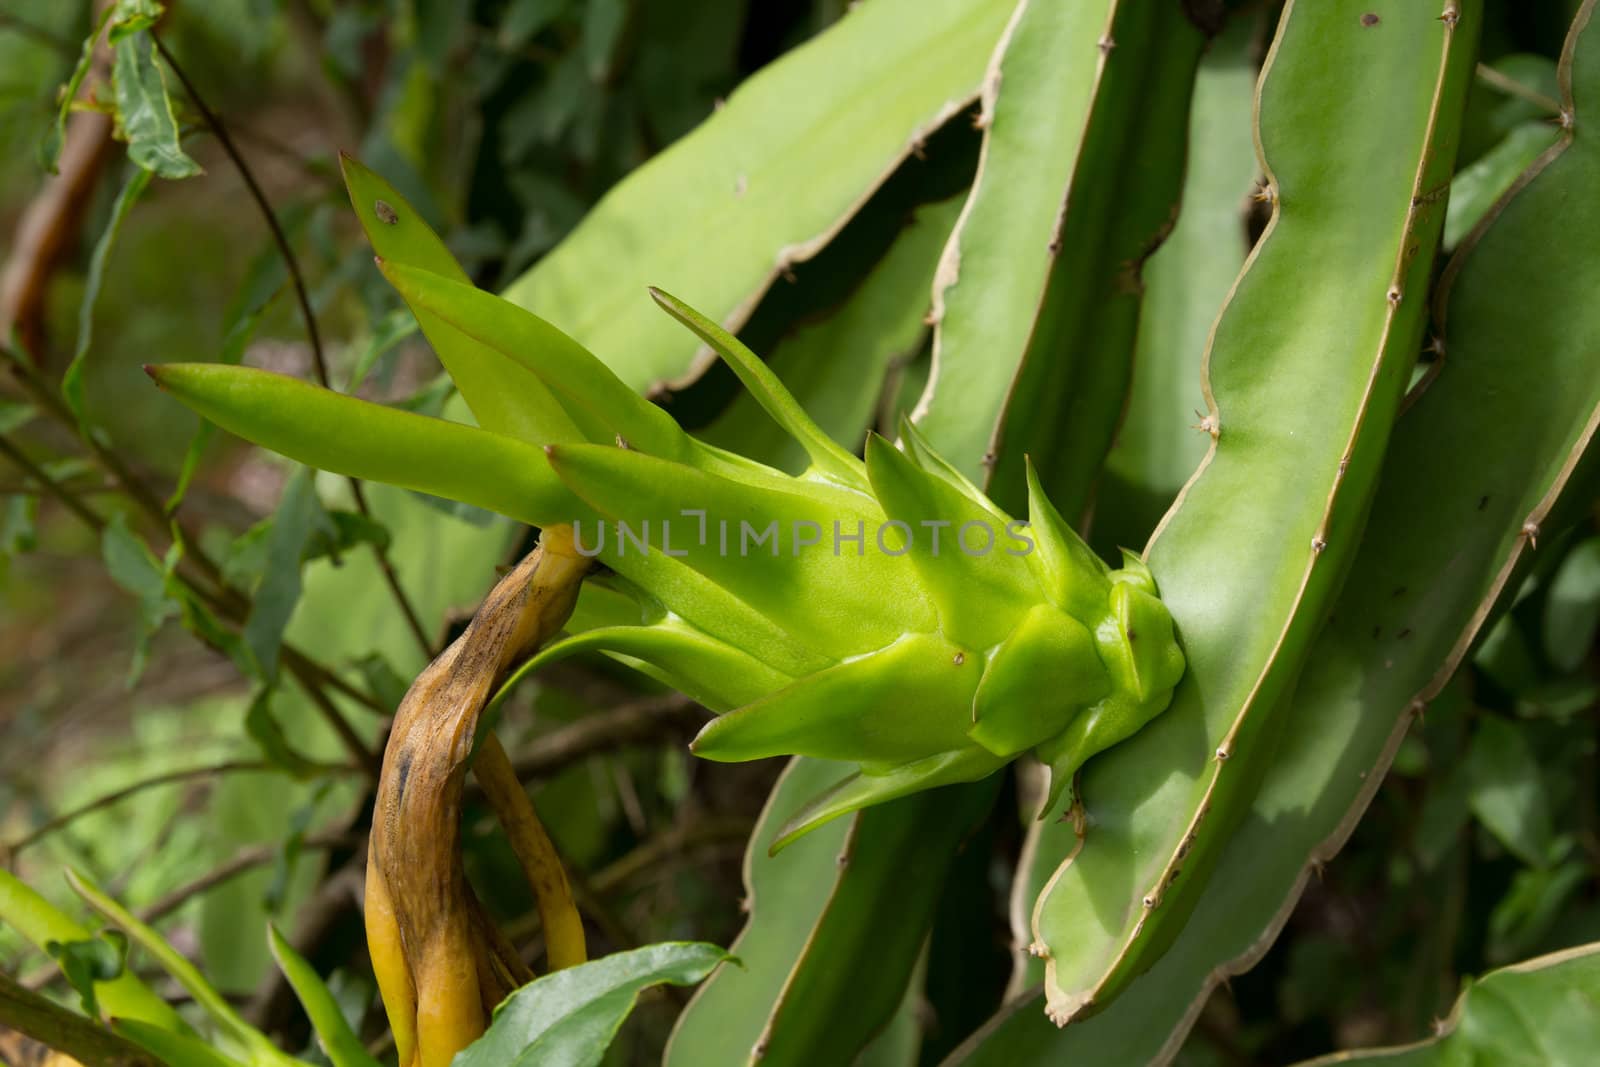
[0,1,1596,1064]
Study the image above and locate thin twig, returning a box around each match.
[137,828,361,925]
[500,817,754,944]
[0,433,103,529]
[151,31,434,665]
[506,695,704,780]
[0,479,119,494]
[1475,62,1563,116]
[291,668,380,778]
[6,760,273,857]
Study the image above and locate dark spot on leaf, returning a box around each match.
[1478,495,1490,511]
[953,652,965,666]
[374,199,399,225]
[1361,12,1380,26]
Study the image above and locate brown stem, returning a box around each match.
[289,665,379,778]
[5,760,277,857]
[504,695,703,781]
[151,31,434,664]
[0,104,115,359]
[0,433,105,530]
[137,828,360,925]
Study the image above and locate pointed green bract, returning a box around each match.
[146,364,577,528]
[648,287,866,489]
[1023,459,1113,625]
[508,622,791,713]
[383,262,686,456]
[693,634,977,767]
[340,154,468,282]
[546,441,924,663]
[863,433,1034,651]
[769,748,1003,855]
[342,157,584,447]
[970,604,1107,759]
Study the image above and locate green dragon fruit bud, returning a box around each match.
[147,159,1186,849]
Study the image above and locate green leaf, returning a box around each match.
[111,31,203,179]
[1,495,40,568]
[45,931,128,1020]
[0,868,188,1034]
[453,943,728,1067]
[267,925,380,1067]
[108,0,165,42]
[244,468,328,681]
[63,165,152,431]
[345,307,419,391]
[100,512,180,686]
[1287,944,1600,1066]
[1467,715,1555,868]
[499,0,1013,392]
[0,399,36,434]
[1543,536,1600,673]
[352,651,410,711]
[66,870,299,1067]
[1416,755,1473,870]
[499,0,567,49]
[1486,860,1588,965]
[113,1019,249,1067]
[176,238,286,511]
[222,508,390,591]
[244,688,323,779]
[42,6,114,173]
